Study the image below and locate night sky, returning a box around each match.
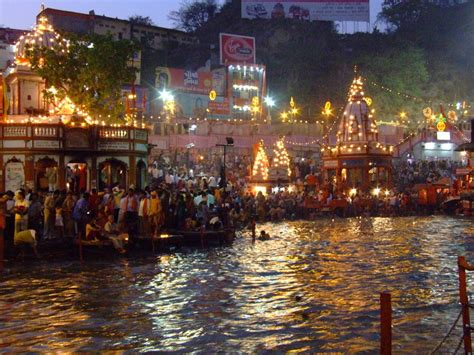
[0,0,384,31]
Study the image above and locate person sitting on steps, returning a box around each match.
[103,214,128,254]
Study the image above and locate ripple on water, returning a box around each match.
[0,216,473,352]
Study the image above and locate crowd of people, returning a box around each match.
[0,155,471,256]
[392,159,464,190]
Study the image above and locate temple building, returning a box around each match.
[0,16,149,193]
[322,77,393,192]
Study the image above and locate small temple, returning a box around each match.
[0,16,149,193]
[322,76,393,192]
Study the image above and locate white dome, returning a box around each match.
[337,77,378,144]
[14,16,68,64]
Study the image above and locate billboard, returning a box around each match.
[155,67,213,95]
[220,33,256,65]
[174,93,230,119]
[241,0,370,22]
[155,67,226,96]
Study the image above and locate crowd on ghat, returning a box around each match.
[0,152,471,254]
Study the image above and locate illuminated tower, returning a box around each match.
[337,77,378,144]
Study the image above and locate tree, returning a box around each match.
[355,44,429,131]
[26,33,139,122]
[169,0,220,32]
[379,0,430,32]
[129,15,155,26]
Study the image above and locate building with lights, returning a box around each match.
[150,64,267,123]
[322,77,393,192]
[0,16,149,193]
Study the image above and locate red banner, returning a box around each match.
[208,98,230,115]
[220,33,256,65]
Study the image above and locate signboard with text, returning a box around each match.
[155,67,213,95]
[220,33,256,65]
[241,0,370,22]
[155,67,226,96]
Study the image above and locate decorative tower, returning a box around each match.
[272,137,291,179]
[322,76,393,193]
[6,15,67,116]
[252,140,269,181]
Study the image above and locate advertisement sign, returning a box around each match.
[220,33,256,65]
[155,67,226,96]
[155,67,213,95]
[174,93,230,119]
[241,0,370,22]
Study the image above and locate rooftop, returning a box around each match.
[37,7,195,37]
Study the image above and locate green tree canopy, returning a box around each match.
[26,33,139,122]
[169,0,220,32]
[129,15,155,26]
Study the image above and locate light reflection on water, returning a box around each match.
[0,216,473,352]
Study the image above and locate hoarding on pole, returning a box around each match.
[220,33,256,65]
[241,0,370,22]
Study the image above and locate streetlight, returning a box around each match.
[322,101,333,145]
[264,96,275,123]
[264,96,275,107]
[159,89,174,102]
[216,137,234,188]
[159,89,175,121]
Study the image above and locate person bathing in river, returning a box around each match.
[258,230,270,240]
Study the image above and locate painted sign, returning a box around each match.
[174,93,230,118]
[220,33,256,65]
[241,0,370,22]
[5,161,24,192]
[98,141,130,151]
[208,98,231,115]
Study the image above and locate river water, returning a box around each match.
[0,216,473,352]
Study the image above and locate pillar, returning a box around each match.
[24,154,35,190]
[0,154,4,192]
[129,154,136,188]
[58,154,65,190]
[91,156,97,190]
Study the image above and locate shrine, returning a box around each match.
[322,77,393,192]
[0,16,149,193]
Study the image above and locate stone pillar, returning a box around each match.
[0,154,4,192]
[24,154,35,190]
[58,154,65,190]
[129,154,136,188]
[91,156,97,190]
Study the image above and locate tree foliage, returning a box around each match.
[129,15,155,26]
[169,0,220,32]
[26,33,139,121]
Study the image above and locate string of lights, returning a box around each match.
[366,79,472,109]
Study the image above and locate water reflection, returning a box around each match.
[1,216,473,352]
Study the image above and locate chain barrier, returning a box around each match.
[430,308,462,354]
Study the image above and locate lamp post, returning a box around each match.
[216,137,234,188]
[159,89,175,121]
[264,96,275,123]
[322,101,333,145]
